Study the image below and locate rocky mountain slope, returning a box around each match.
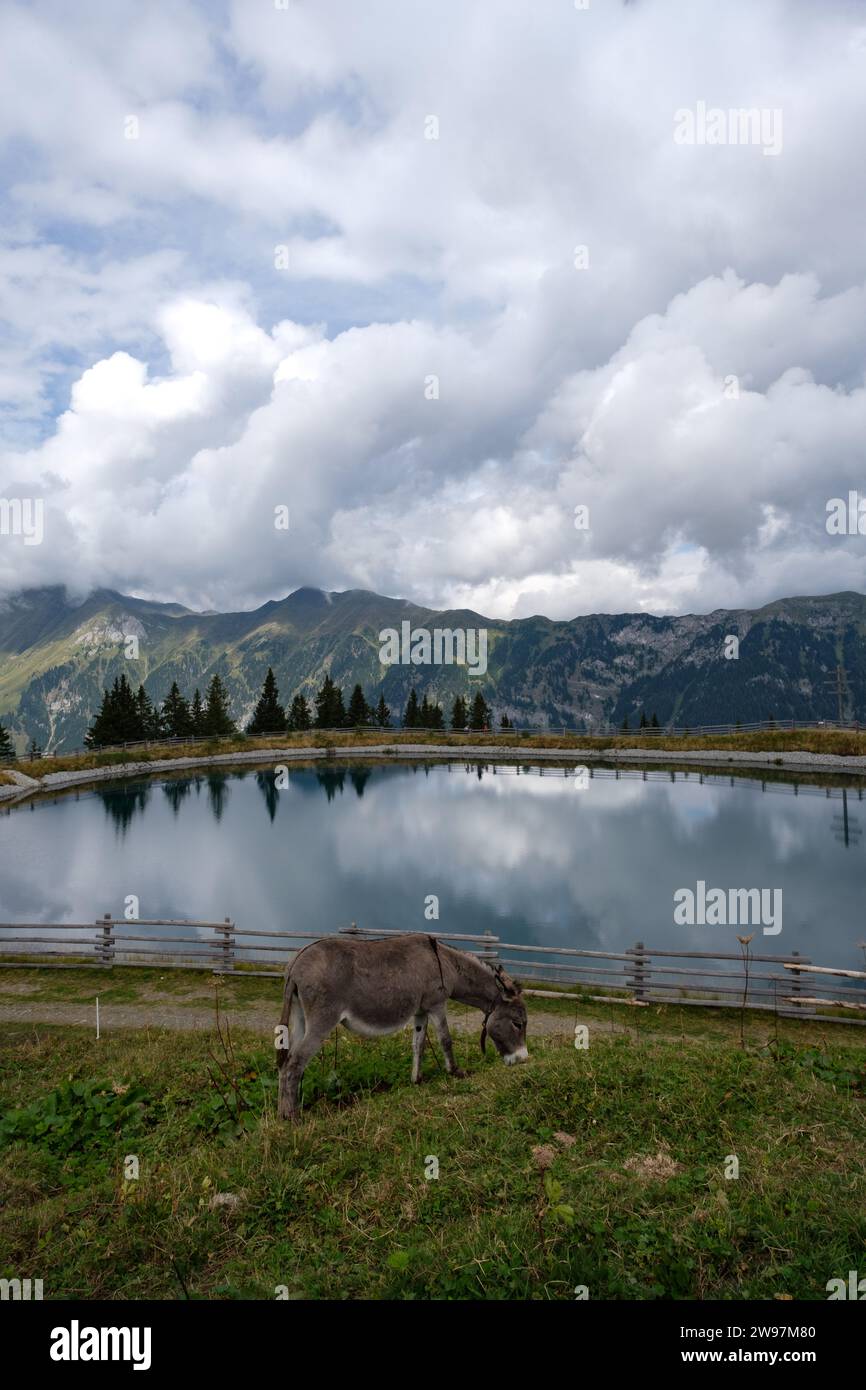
[0,586,864,753]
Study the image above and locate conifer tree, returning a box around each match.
[84,672,141,747]
[247,668,286,735]
[450,695,467,730]
[0,720,14,759]
[314,675,345,728]
[403,688,420,728]
[135,684,160,740]
[374,693,391,728]
[620,715,629,732]
[347,683,371,727]
[468,691,491,731]
[288,693,312,731]
[651,712,659,729]
[419,693,432,728]
[161,681,192,739]
[85,687,113,748]
[202,674,236,737]
[428,701,445,730]
[639,710,648,730]
[190,688,205,737]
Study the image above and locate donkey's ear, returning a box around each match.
[506,979,522,997]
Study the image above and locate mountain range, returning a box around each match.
[0,585,864,753]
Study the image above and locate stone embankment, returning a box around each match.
[3,741,866,804]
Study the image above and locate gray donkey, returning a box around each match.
[276,933,528,1120]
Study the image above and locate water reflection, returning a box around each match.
[2,761,864,971]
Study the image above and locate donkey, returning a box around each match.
[276,933,528,1120]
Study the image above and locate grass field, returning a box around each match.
[1,971,865,1301]
[7,725,866,782]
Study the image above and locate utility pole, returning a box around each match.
[822,664,848,725]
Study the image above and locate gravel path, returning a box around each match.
[0,999,621,1038]
[3,740,866,804]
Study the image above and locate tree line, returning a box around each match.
[248,671,498,733]
[84,673,237,747]
[77,668,504,748]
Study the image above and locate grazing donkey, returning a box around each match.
[276,933,528,1120]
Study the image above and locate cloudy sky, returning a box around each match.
[1,0,865,619]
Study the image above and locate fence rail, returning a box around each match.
[1,918,863,1026]
[2,716,863,765]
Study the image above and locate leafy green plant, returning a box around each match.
[0,1078,150,1156]
[543,1171,575,1227]
[765,1040,866,1093]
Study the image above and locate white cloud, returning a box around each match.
[1,0,866,616]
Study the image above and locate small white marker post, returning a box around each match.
[96,996,100,1040]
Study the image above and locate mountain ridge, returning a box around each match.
[1,585,864,752]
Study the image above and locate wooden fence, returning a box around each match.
[2,715,863,765]
[1,918,864,1026]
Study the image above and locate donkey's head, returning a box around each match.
[481,965,529,1065]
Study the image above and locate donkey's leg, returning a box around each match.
[411,1012,428,1084]
[278,1010,337,1121]
[430,1007,466,1078]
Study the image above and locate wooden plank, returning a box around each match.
[643,949,809,964]
[782,963,866,980]
[497,944,634,961]
[783,996,866,1010]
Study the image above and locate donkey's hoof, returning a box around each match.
[450,1067,467,1079]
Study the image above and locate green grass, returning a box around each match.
[11,725,866,782]
[1,1000,865,1300]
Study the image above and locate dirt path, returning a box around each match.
[0,999,628,1038]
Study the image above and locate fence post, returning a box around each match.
[220,917,235,974]
[480,928,499,967]
[98,913,114,968]
[628,940,649,1002]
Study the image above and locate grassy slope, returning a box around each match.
[10,726,866,781]
[1,976,865,1301]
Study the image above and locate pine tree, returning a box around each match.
[651,712,659,729]
[450,695,467,730]
[468,691,490,731]
[314,675,346,728]
[419,694,432,728]
[190,688,205,737]
[347,683,371,727]
[428,702,444,730]
[114,673,141,742]
[161,681,192,739]
[621,716,629,732]
[85,687,113,748]
[403,688,420,728]
[84,673,140,747]
[0,720,14,759]
[500,713,510,730]
[639,710,648,730]
[135,684,160,740]
[247,668,286,735]
[332,684,347,728]
[288,694,312,731]
[374,694,391,728]
[202,675,236,737]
